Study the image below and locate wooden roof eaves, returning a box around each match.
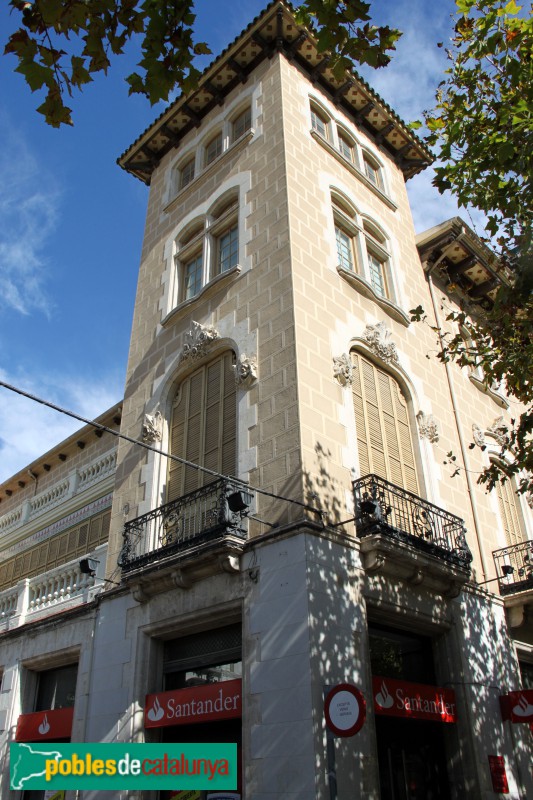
[118,0,433,183]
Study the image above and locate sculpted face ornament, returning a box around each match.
[233,354,257,387]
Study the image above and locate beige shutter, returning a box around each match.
[351,352,419,494]
[496,476,524,547]
[167,352,237,503]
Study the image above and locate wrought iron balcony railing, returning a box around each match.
[493,540,533,596]
[353,474,472,567]
[118,479,250,572]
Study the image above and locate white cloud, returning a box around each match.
[0,114,60,317]
[0,369,123,484]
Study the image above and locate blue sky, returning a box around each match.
[0,0,480,483]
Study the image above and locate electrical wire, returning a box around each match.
[0,379,323,518]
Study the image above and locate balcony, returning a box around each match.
[118,479,250,590]
[353,475,472,595]
[493,540,533,597]
[0,544,107,632]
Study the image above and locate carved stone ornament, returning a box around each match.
[417,411,439,443]
[179,321,220,364]
[362,321,399,365]
[333,354,353,386]
[142,411,162,444]
[472,423,486,448]
[486,416,509,446]
[233,354,258,387]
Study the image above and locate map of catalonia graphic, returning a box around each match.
[11,742,62,790]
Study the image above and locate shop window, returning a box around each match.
[232,106,252,141]
[158,624,243,800]
[163,623,242,689]
[167,351,237,502]
[35,664,77,711]
[351,351,419,494]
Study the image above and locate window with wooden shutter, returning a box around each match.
[351,351,419,494]
[495,472,525,547]
[167,352,237,503]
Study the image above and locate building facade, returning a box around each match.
[1,3,532,798]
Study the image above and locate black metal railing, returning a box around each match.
[353,474,472,567]
[119,479,250,572]
[493,540,533,596]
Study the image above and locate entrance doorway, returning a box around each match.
[369,624,453,800]
[375,716,450,800]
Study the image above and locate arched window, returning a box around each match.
[310,102,330,139]
[174,192,240,303]
[351,351,419,494]
[167,352,237,502]
[362,149,383,189]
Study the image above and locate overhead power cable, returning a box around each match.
[0,379,322,518]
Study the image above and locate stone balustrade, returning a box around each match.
[0,451,117,538]
[0,544,107,632]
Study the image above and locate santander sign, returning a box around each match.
[373,676,457,723]
[145,678,242,729]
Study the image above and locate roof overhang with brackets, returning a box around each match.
[416,217,512,308]
[118,0,433,184]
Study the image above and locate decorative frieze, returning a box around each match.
[179,321,220,364]
[142,411,163,444]
[362,321,399,365]
[333,354,353,386]
[233,354,258,388]
[417,412,439,443]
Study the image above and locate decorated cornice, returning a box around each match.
[362,322,399,365]
[179,321,220,364]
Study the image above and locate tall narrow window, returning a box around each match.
[351,351,419,494]
[232,107,252,141]
[167,352,237,502]
[217,225,239,273]
[205,132,223,165]
[178,156,195,190]
[367,250,387,297]
[311,106,329,138]
[338,132,355,162]
[183,253,203,300]
[363,221,391,300]
[335,225,355,271]
[363,152,382,188]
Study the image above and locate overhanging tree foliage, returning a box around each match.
[412,0,532,494]
[4,0,400,127]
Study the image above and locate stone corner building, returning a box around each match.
[1,3,532,798]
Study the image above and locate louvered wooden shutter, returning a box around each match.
[496,475,524,547]
[351,352,419,494]
[167,352,237,503]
